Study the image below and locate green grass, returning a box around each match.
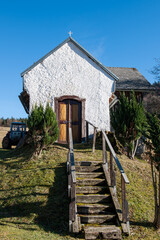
[0,144,83,240]
[0,142,159,239]
[116,154,160,240]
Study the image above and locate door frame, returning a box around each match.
[54,95,86,144]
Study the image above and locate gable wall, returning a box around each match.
[23,41,115,131]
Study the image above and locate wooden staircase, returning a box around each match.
[67,127,130,240]
[75,160,121,240]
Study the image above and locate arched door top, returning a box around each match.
[55,95,85,102]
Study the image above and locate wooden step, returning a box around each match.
[75,161,102,166]
[76,194,111,204]
[75,166,103,172]
[80,214,116,224]
[76,178,106,186]
[84,225,122,240]
[76,186,108,194]
[76,172,104,179]
[77,203,114,214]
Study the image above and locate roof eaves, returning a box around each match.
[116,87,155,92]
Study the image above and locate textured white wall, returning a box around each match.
[23,41,115,131]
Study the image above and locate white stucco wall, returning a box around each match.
[23,41,115,131]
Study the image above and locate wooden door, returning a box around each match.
[58,100,81,143]
[59,101,68,143]
[70,100,81,143]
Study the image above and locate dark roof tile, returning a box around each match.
[106,67,155,91]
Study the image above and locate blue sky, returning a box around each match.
[0,0,160,118]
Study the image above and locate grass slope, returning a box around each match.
[117,155,159,240]
[0,127,10,148]
[0,140,159,239]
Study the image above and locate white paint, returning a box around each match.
[23,41,115,131]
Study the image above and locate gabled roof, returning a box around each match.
[106,67,155,91]
[21,37,118,81]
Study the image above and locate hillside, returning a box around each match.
[0,127,10,148]
[0,137,159,239]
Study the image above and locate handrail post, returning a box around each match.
[86,121,89,143]
[67,151,70,173]
[69,128,73,151]
[121,175,129,226]
[68,151,71,198]
[71,179,76,222]
[102,132,108,169]
[110,151,113,185]
[92,127,97,152]
[102,133,106,163]
[110,151,116,194]
[69,176,76,231]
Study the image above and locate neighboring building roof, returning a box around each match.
[21,37,118,81]
[106,67,155,91]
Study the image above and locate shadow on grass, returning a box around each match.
[36,163,69,234]
[0,145,34,168]
[54,141,102,153]
[130,220,154,228]
[36,163,83,238]
[0,162,83,238]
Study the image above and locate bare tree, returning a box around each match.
[150,58,160,82]
[143,59,160,114]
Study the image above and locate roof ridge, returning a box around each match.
[21,37,118,81]
[107,66,137,70]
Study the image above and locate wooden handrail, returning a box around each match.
[102,130,129,184]
[85,120,97,152]
[85,120,97,128]
[69,128,76,183]
[102,130,130,234]
[69,128,73,151]
[85,121,129,184]
[68,127,79,233]
[85,121,129,233]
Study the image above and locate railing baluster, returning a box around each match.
[102,134,106,163]
[86,121,89,143]
[68,166,71,198]
[121,176,129,223]
[102,134,108,170]
[67,151,70,173]
[92,127,97,152]
[67,150,71,197]
[109,152,116,194]
[71,180,76,222]
[110,152,113,185]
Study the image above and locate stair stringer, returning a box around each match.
[103,163,130,235]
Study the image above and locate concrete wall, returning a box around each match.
[23,41,115,131]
